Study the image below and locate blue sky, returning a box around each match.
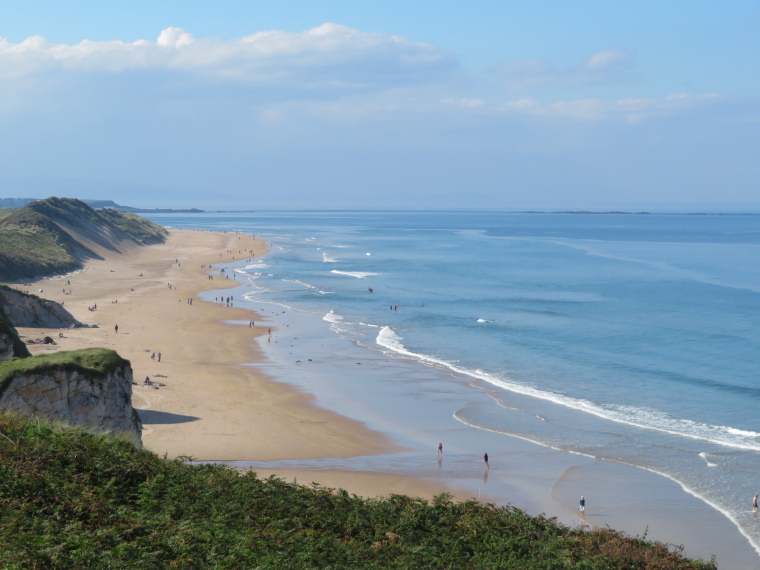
[1,1,758,210]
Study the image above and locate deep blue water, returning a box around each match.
[146,210,760,552]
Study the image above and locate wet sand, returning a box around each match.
[13,228,759,567]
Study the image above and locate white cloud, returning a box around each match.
[496,93,722,123]
[441,97,486,108]
[156,27,196,48]
[583,50,631,70]
[0,24,454,89]
[493,50,634,91]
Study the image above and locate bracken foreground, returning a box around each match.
[0,413,715,569]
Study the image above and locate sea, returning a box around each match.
[145,210,760,555]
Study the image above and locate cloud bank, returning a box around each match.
[0,24,455,89]
[0,24,751,209]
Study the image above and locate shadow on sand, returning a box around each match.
[136,409,200,425]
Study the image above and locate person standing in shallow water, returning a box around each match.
[437,443,443,456]
[579,496,586,515]
[483,453,489,468]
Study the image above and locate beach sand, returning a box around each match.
[17,229,399,462]
[13,228,759,567]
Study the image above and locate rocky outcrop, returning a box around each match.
[0,286,81,329]
[0,349,142,445]
[0,304,30,361]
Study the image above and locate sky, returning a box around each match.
[1,1,758,211]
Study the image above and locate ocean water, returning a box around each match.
[146,210,760,553]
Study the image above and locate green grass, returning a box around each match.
[0,413,715,569]
[0,207,86,281]
[0,348,130,399]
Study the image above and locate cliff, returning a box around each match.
[0,304,30,361]
[0,348,142,445]
[0,285,81,329]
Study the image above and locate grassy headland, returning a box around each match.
[0,413,714,569]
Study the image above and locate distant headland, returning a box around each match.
[0,198,204,214]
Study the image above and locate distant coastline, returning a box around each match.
[3,198,759,216]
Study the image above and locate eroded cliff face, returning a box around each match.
[0,304,30,362]
[0,364,142,445]
[0,287,81,329]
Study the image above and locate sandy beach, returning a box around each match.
[17,229,400,461]
[13,228,760,567]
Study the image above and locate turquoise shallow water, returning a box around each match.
[147,210,760,555]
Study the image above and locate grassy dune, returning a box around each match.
[0,197,167,282]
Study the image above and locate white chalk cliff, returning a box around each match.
[0,362,142,445]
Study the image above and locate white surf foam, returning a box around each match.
[322,252,338,263]
[456,405,760,557]
[374,327,760,453]
[282,279,317,290]
[699,452,718,467]
[323,310,343,323]
[331,270,379,279]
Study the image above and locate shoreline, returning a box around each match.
[16,229,400,463]
[13,228,759,567]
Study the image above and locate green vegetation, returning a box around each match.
[0,413,713,569]
[0,206,86,281]
[0,197,167,282]
[98,209,168,244]
[26,197,107,228]
[0,348,129,398]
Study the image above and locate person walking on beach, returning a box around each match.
[753,495,758,512]
[157,352,161,362]
[483,452,489,468]
[579,496,586,515]
[437,443,443,456]
[114,324,118,333]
